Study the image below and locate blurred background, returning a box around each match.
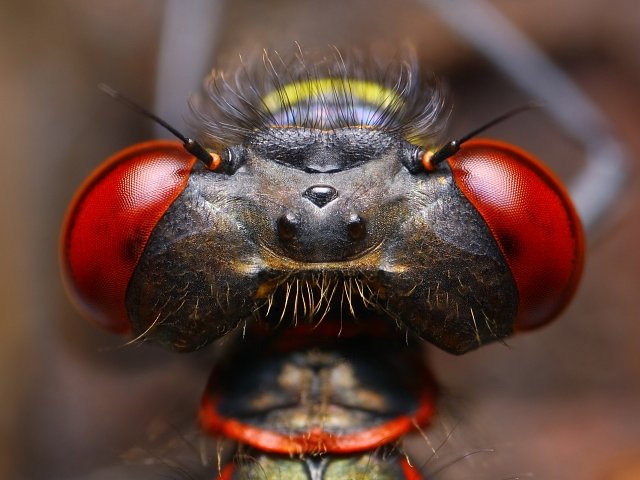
[1,0,639,478]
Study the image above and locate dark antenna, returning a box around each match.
[425,103,540,169]
[98,83,217,168]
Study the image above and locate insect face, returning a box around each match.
[61,52,583,354]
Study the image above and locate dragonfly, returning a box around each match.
[61,45,586,479]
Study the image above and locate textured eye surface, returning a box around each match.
[61,140,196,333]
[448,139,585,331]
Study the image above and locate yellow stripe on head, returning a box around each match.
[262,78,402,113]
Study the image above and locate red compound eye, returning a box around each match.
[448,139,585,331]
[61,140,197,333]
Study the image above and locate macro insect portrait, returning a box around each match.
[60,45,587,478]
[4,1,640,480]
